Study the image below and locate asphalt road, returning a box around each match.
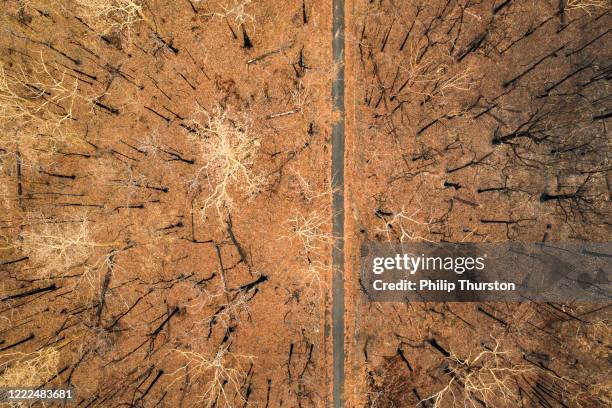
[331,0,345,406]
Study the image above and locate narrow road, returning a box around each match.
[331,0,345,406]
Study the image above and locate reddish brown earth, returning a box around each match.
[1,1,333,406]
[346,1,610,407]
[1,0,610,407]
